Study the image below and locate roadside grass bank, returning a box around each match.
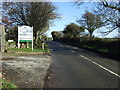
[8,48,49,53]
[5,48,50,56]
[5,42,50,55]
[6,40,50,53]
[58,38,119,61]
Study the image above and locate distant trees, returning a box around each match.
[75,0,120,35]
[51,31,62,41]
[63,23,85,38]
[2,2,58,44]
[77,11,105,37]
[51,23,85,41]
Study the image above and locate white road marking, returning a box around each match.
[73,47,78,49]
[65,45,71,48]
[71,50,75,53]
[80,55,120,78]
[60,45,64,47]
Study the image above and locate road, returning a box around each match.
[46,41,119,88]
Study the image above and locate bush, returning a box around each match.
[58,36,119,60]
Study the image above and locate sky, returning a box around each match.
[0,1,118,38]
[46,2,93,37]
[45,2,118,38]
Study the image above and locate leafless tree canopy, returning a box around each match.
[75,0,120,35]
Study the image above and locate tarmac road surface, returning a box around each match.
[47,41,119,88]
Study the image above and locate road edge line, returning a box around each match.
[80,55,120,78]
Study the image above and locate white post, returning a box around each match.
[32,26,33,51]
[18,40,19,49]
[32,39,33,51]
[18,26,20,49]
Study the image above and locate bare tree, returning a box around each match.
[77,11,105,37]
[75,0,120,11]
[74,0,120,35]
[94,2,120,35]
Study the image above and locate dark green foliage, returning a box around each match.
[63,23,85,37]
[5,27,18,46]
[51,31,62,41]
[58,36,119,60]
[33,39,48,51]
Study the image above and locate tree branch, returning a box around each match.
[99,26,118,36]
[101,1,120,11]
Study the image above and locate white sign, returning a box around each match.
[18,25,33,50]
[18,26,33,41]
[8,40,14,42]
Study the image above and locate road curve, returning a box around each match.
[47,41,119,88]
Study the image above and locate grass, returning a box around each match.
[8,48,49,52]
[81,45,109,53]
[0,78,17,89]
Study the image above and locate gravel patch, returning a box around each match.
[1,53,52,88]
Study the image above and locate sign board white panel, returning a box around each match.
[18,25,33,50]
[18,26,33,41]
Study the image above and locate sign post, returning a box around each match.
[18,26,33,50]
[0,25,5,52]
[32,26,33,51]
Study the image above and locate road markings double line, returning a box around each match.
[80,55,120,78]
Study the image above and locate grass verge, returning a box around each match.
[8,48,50,53]
[0,78,17,89]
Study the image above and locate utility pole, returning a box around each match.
[0,1,5,52]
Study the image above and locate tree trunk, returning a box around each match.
[89,29,93,37]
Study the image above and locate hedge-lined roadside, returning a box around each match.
[58,37,119,61]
